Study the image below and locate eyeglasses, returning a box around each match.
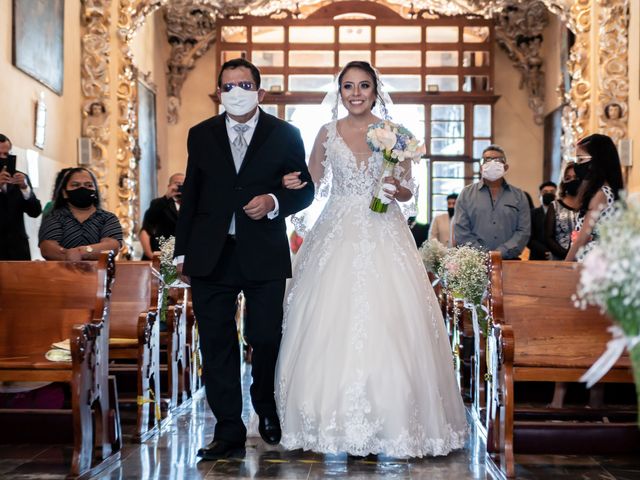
[481,156,506,164]
[576,154,592,163]
[221,81,256,93]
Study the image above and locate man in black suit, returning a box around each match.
[174,59,314,460]
[528,180,557,260]
[408,216,429,248]
[139,172,184,259]
[0,134,42,260]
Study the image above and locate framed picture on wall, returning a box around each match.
[12,0,65,95]
[543,106,563,183]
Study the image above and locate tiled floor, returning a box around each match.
[1,366,639,479]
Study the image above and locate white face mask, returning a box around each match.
[221,87,259,116]
[482,161,505,182]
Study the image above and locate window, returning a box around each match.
[216,6,495,223]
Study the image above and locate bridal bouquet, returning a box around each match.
[366,120,425,213]
[574,195,640,422]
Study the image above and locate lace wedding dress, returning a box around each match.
[275,121,468,457]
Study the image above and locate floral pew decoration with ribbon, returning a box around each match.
[574,194,640,423]
[419,238,448,287]
[157,236,190,325]
[439,245,490,338]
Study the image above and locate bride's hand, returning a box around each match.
[382,176,401,199]
[282,171,308,190]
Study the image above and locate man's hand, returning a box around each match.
[11,172,28,190]
[243,194,275,220]
[0,168,11,187]
[282,171,307,190]
[164,183,179,199]
[176,262,191,285]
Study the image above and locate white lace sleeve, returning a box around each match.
[309,125,331,199]
[292,125,331,236]
[395,159,419,218]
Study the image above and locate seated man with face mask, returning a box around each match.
[452,144,531,260]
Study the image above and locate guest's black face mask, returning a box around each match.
[541,193,555,206]
[574,161,591,181]
[448,207,455,218]
[563,179,581,196]
[66,187,97,208]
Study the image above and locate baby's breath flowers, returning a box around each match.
[574,195,640,422]
[419,239,448,278]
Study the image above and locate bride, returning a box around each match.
[275,61,467,457]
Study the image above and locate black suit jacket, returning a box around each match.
[141,196,179,256]
[410,222,429,248]
[0,174,42,260]
[527,206,548,260]
[174,110,314,280]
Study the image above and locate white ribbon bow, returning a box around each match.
[461,300,488,339]
[580,325,640,388]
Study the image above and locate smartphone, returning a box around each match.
[176,184,184,196]
[0,154,16,175]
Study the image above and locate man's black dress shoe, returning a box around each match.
[258,416,282,445]
[197,440,246,461]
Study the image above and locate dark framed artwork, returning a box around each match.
[12,0,65,95]
[137,79,158,223]
[543,106,563,183]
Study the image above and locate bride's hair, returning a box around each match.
[338,61,379,109]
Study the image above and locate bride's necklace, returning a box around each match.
[338,119,375,157]
[343,118,372,133]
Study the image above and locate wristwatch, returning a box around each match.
[85,246,94,254]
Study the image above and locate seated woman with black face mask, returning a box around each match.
[39,167,123,261]
[543,162,580,260]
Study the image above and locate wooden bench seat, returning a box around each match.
[485,252,638,478]
[0,253,120,479]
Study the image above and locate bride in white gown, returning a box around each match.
[275,61,467,457]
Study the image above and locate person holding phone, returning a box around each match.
[139,172,184,259]
[0,133,42,260]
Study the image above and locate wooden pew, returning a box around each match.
[0,253,120,479]
[109,259,161,441]
[486,252,638,478]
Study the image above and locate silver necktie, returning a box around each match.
[229,123,250,234]
[231,124,250,172]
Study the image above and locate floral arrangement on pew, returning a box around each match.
[366,120,425,213]
[574,195,640,422]
[158,236,179,325]
[419,238,449,285]
[438,245,490,336]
